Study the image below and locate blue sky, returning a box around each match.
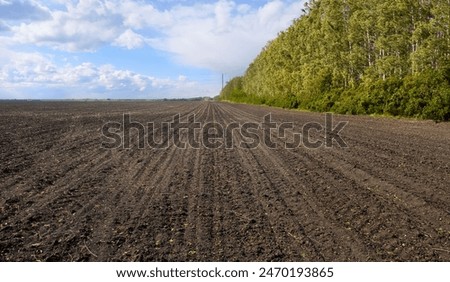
[0,0,305,99]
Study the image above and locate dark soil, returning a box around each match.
[0,101,449,261]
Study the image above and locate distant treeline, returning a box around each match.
[220,0,450,121]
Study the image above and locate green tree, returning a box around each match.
[220,0,450,121]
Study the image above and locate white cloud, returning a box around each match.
[237,4,251,14]
[0,49,217,99]
[7,0,303,71]
[258,0,284,25]
[214,0,234,32]
[109,0,173,29]
[113,29,145,49]
[11,0,121,51]
[145,0,304,74]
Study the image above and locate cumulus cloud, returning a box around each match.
[134,0,304,74]
[110,0,173,29]
[113,29,145,49]
[8,0,303,71]
[157,0,303,74]
[10,0,123,51]
[0,49,214,99]
[9,0,170,51]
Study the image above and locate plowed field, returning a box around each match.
[0,101,449,261]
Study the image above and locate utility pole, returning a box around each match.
[221,73,224,91]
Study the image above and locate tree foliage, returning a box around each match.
[220,0,450,121]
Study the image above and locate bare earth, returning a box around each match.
[0,101,449,261]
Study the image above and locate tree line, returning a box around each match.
[220,0,450,121]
